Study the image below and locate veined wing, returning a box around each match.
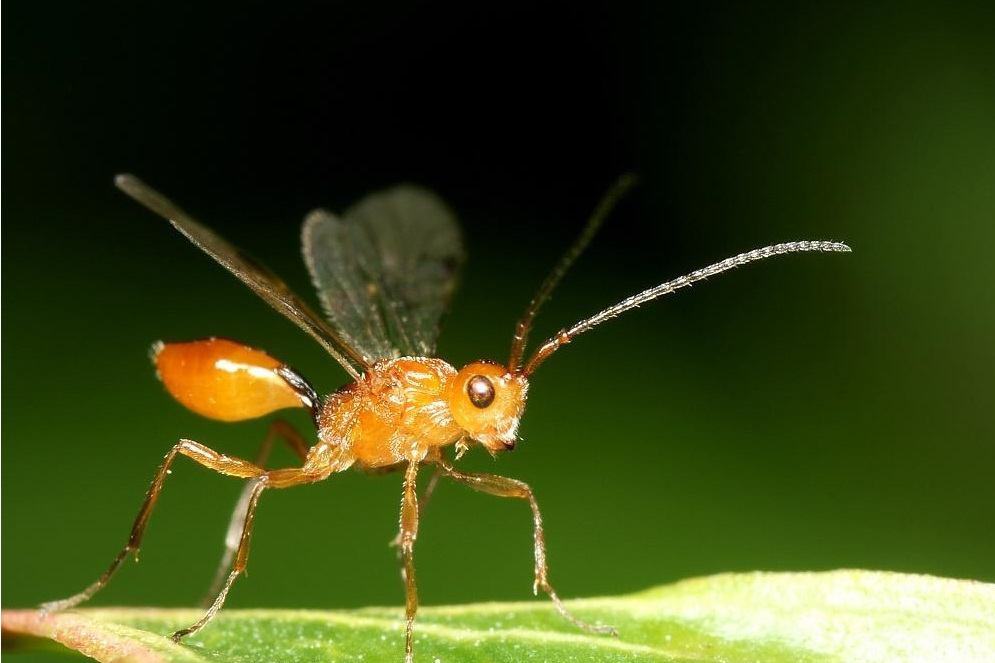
[115,174,368,380]
[302,185,464,363]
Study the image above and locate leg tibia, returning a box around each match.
[440,461,617,636]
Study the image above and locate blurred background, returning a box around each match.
[4,0,994,658]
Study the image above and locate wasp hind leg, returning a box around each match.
[201,420,310,605]
[173,454,336,640]
[41,437,331,642]
[40,439,267,617]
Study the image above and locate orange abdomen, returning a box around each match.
[154,338,307,421]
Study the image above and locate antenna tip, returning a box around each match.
[615,171,640,191]
[114,173,139,191]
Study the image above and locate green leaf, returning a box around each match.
[4,571,993,662]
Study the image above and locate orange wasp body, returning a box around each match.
[156,340,523,467]
[43,173,849,661]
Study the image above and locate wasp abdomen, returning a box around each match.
[154,338,308,422]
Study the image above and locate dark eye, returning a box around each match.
[467,375,495,408]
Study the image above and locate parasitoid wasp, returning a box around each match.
[42,173,850,662]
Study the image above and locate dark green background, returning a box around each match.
[4,1,994,658]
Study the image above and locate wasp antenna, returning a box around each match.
[508,173,639,371]
[521,240,851,376]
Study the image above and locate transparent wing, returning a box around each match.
[302,185,465,362]
[115,174,368,380]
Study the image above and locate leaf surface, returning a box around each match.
[4,571,993,662]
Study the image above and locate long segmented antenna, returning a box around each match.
[520,240,851,376]
[508,173,639,371]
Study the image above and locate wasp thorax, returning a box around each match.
[445,361,528,453]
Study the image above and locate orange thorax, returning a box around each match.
[318,358,462,469]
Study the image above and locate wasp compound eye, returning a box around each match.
[467,375,495,408]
